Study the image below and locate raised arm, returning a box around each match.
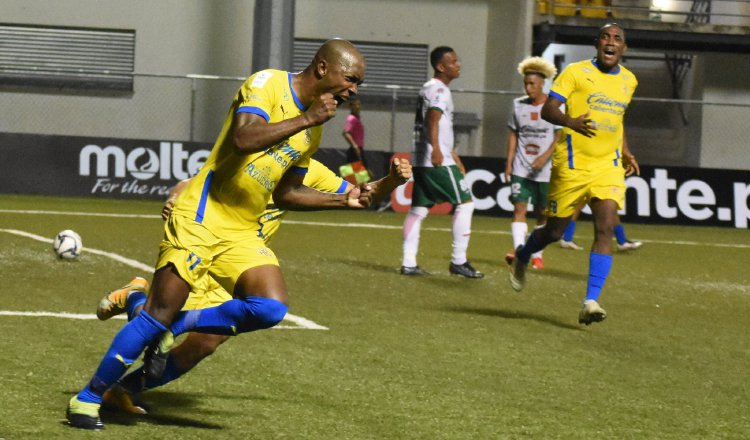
[233,93,338,155]
[364,158,412,203]
[273,168,370,211]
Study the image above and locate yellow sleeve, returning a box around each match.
[549,64,578,103]
[236,70,279,122]
[303,159,349,193]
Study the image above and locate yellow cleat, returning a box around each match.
[97,277,149,321]
[102,384,147,415]
[66,395,103,430]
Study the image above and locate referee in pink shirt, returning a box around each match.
[343,96,366,165]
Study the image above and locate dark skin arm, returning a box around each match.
[364,158,412,203]
[504,130,518,182]
[232,93,338,155]
[530,130,562,172]
[162,178,190,220]
[541,96,597,138]
[622,132,640,176]
[273,168,370,210]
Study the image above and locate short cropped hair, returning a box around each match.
[430,46,455,70]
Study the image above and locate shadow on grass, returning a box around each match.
[447,306,582,330]
[341,258,403,274]
[61,390,235,429]
[337,257,489,284]
[533,267,585,282]
[102,409,225,429]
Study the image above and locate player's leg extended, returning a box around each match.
[68,266,189,429]
[108,278,233,412]
[116,333,230,399]
[171,264,288,337]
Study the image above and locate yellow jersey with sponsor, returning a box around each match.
[183,158,348,311]
[171,69,322,239]
[549,59,638,171]
[258,158,349,243]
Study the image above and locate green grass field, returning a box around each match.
[1,194,749,439]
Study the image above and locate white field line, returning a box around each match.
[0,227,327,330]
[2,208,750,249]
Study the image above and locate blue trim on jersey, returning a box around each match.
[237,106,270,122]
[288,73,306,111]
[335,180,348,194]
[548,90,567,103]
[195,169,214,224]
[290,166,308,175]
[566,134,574,169]
[613,149,620,167]
[591,58,620,75]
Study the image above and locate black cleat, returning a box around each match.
[400,265,429,276]
[449,261,484,279]
[66,396,104,430]
[144,331,174,381]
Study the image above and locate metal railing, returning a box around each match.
[2,71,750,170]
[537,0,750,26]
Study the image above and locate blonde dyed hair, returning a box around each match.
[517,56,557,79]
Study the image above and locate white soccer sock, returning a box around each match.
[511,221,528,250]
[451,202,474,265]
[402,206,429,267]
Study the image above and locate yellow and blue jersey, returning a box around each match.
[184,158,348,310]
[171,69,322,240]
[258,158,349,243]
[549,59,638,171]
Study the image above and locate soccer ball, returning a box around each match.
[53,230,83,260]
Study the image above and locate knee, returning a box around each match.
[240,296,288,330]
[542,228,563,243]
[539,222,566,243]
[455,201,474,215]
[408,206,429,219]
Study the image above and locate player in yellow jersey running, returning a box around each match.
[96,157,411,415]
[67,39,371,430]
[508,23,640,326]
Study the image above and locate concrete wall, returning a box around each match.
[700,53,750,170]
[2,0,750,169]
[3,0,256,75]
[295,0,493,156]
[1,0,255,140]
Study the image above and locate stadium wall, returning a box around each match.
[2,0,750,170]
[1,132,748,229]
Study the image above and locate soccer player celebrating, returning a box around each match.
[67,39,370,429]
[504,56,562,270]
[95,157,412,415]
[508,23,640,325]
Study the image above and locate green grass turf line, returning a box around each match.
[0,194,749,439]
